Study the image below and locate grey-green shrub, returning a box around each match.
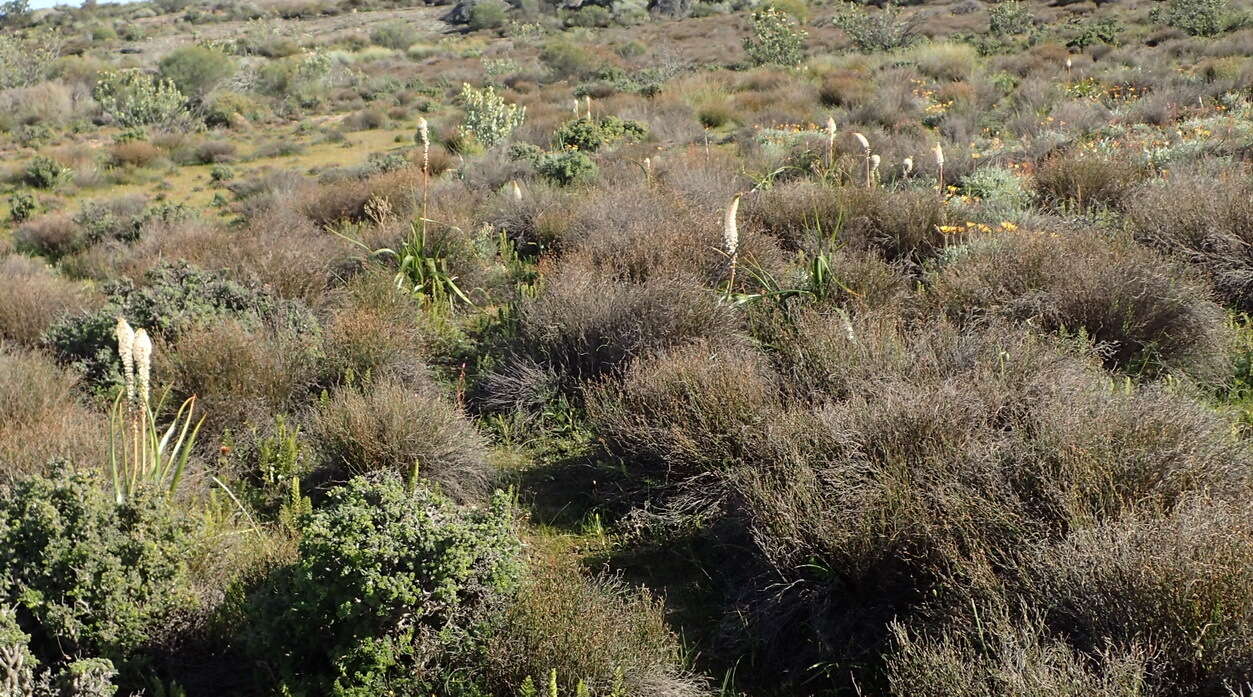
[43,263,319,392]
[459,82,525,147]
[1150,0,1231,36]
[158,44,236,99]
[93,69,188,128]
[743,7,806,67]
[834,1,922,53]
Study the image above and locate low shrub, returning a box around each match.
[1033,150,1148,213]
[369,20,419,50]
[308,377,492,502]
[239,475,521,695]
[0,348,106,481]
[0,468,195,675]
[724,321,1250,690]
[485,553,704,697]
[43,262,319,391]
[838,186,950,265]
[924,229,1229,379]
[0,254,94,346]
[505,265,740,392]
[1009,498,1253,694]
[161,319,320,435]
[586,340,781,482]
[1127,174,1253,312]
[13,213,82,260]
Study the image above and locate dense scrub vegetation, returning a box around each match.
[1,0,1253,693]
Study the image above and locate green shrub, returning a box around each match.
[93,69,189,128]
[987,0,1033,35]
[744,6,807,67]
[239,475,521,696]
[553,116,648,152]
[536,149,597,186]
[834,1,921,53]
[459,83,525,148]
[1065,15,1123,49]
[24,155,72,190]
[539,39,600,81]
[469,0,509,30]
[1151,0,1230,36]
[0,469,195,672]
[158,44,236,99]
[369,20,419,50]
[8,190,36,222]
[564,4,611,28]
[43,263,318,392]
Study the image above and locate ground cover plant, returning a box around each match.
[1,0,1253,694]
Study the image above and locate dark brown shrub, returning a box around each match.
[1012,499,1253,694]
[308,376,491,502]
[507,263,741,391]
[0,254,96,346]
[1034,151,1149,212]
[0,347,106,481]
[838,185,950,265]
[297,167,420,226]
[1127,173,1253,311]
[924,229,1230,379]
[586,340,781,482]
[160,319,320,435]
[108,140,165,168]
[319,270,426,385]
[13,213,84,260]
[726,321,1250,689]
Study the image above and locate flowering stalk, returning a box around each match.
[853,132,871,186]
[724,193,741,296]
[934,142,945,194]
[825,117,837,168]
[417,117,430,237]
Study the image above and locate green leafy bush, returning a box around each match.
[1150,0,1230,35]
[93,70,189,128]
[239,475,521,696]
[158,45,236,99]
[458,83,526,148]
[8,190,36,222]
[987,0,1033,35]
[0,469,195,671]
[536,149,597,186]
[43,263,319,391]
[469,0,509,30]
[834,1,921,53]
[23,156,71,190]
[553,116,647,152]
[744,7,806,67]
